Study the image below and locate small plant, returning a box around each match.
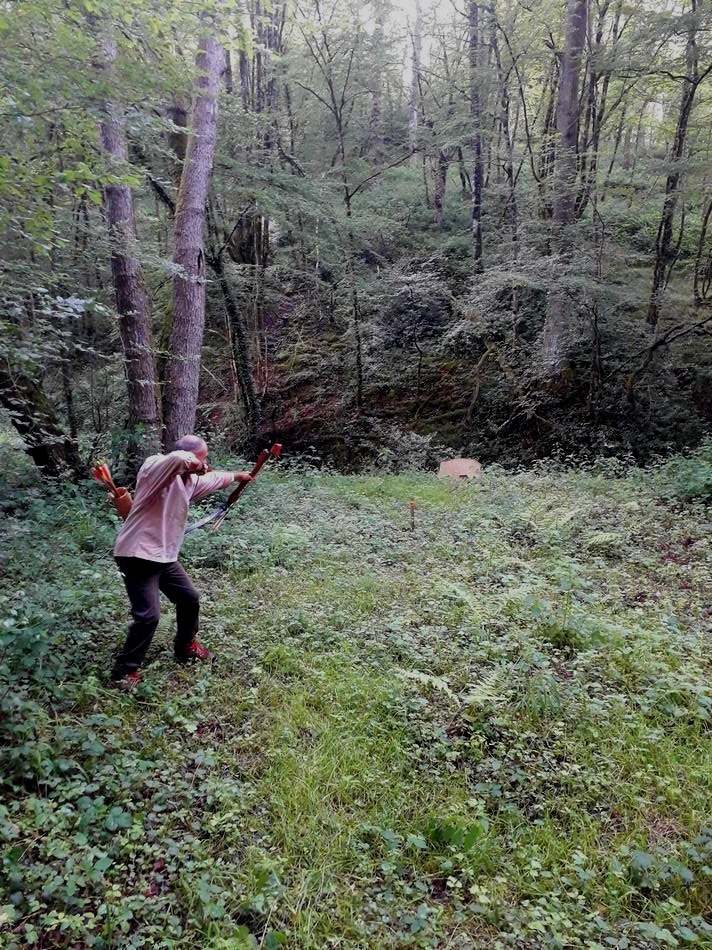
[1,455,710,946]
[654,438,712,501]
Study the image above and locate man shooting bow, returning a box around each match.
[111,435,252,691]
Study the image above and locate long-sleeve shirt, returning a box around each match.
[113,451,235,562]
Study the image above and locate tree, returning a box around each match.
[647,0,712,328]
[163,15,226,446]
[468,0,484,270]
[408,0,423,161]
[97,29,161,457]
[541,0,588,379]
[2,0,712,475]
[294,0,370,409]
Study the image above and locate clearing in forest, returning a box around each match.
[1,455,711,948]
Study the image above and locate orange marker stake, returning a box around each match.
[409,499,415,532]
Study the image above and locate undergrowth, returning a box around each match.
[1,443,711,948]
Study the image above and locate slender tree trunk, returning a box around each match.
[538,58,559,210]
[432,44,458,228]
[167,96,189,185]
[647,3,703,328]
[541,0,588,379]
[694,195,712,304]
[297,10,365,410]
[205,243,262,448]
[239,49,251,110]
[368,3,386,163]
[490,5,519,313]
[577,0,622,218]
[456,146,471,194]
[340,151,364,412]
[163,20,225,446]
[433,149,450,228]
[602,101,626,199]
[225,49,234,94]
[98,33,162,456]
[469,0,484,271]
[408,0,423,162]
[234,0,284,397]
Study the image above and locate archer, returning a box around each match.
[110,435,253,691]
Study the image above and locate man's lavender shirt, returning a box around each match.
[114,451,234,562]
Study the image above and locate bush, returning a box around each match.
[653,438,712,501]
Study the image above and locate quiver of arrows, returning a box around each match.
[91,463,133,520]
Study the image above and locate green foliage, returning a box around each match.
[3,0,712,470]
[653,438,712,501]
[1,450,711,946]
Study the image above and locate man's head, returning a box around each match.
[174,435,208,464]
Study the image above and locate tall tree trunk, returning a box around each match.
[576,0,622,218]
[408,0,423,162]
[490,4,519,312]
[98,33,162,457]
[367,2,386,163]
[238,49,251,110]
[602,101,626,199]
[693,195,712,304]
[433,149,450,228]
[206,215,262,449]
[338,136,364,411]
[456,146,471,194]
[537,58,559,212]
[297,0,366,409]
[469,0,484,271]
[234,0,285,397]
[163,20,225,446]
[167,96,189,184]
[541,0,588,379]
[647,1,704,328]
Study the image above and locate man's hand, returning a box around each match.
[186,457,211,476]
[233,471,254,483]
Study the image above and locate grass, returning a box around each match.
[1,449,711,948]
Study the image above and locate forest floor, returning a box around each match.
[1,446,711,948]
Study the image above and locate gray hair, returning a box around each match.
[173,435,207,454]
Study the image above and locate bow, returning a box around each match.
[186,443,282,533]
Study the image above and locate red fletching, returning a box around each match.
[270,443,283,457]
[92,465,109,484]
[91,461,118,493]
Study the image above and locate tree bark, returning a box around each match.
[163,19,225,447]
[367,1,386,163]
[693,195,712,304]
[576,0,622,219]
[541,0,588,378]
[205,216,263,450]
[433,149,450,228]
[408,0,423,162]
[647,1,704,328]
[490,4,519,312]
[297,10,365,410]
[98,33,162,457]
[468,0,484,271]
[602,101,626,199]
[167,96,189,185]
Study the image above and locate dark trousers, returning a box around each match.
[112,557,200,679]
